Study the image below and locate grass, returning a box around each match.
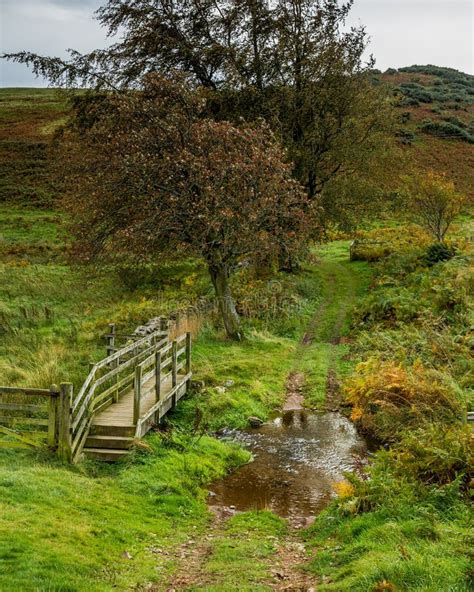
[195,512,287,591]
[302,219,473,591]
[293,241,372,407]
[0,89,68,207]
[0,198,375,589]
[0,433,249,591]
[0,201,364,589]
[305,477,472,591]
[1,86,471,591]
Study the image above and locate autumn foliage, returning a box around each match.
[402,170,465,242]
[59,76,313,338]
[346,359,464,443]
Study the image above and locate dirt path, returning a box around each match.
[166,508,317,592]
[163,244,369,591]
[166,508,230,591]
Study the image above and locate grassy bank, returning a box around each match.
[0,434,249,590]
[1,204,370,588]
[304,221,473,591]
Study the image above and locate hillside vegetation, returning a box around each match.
[379,65,474,199]
[0,68,473,591]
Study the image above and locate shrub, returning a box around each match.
[392,424,473,486]
[350,240,390,262]
[441,115,467,128]
[398,83,433,103]
[419,119,474,143]
[395,128,416,145]
[424,242,456,265]
[350,225,431,263]
[402,170,465,242]
[353,288,425,325]
[345,359,464,443]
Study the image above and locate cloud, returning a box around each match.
[347,0,473,74]
[1,0,106,86]
[1,0,472,87]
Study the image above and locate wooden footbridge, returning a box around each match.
[0,322,192,462]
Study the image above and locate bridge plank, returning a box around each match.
[92,372,188,428]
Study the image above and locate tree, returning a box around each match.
[4,0,396,226]
[402,171,464,242]
[58,76,311,339]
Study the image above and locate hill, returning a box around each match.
[378,65,474,199]
[1,66,473,210]
[0,76,472,590]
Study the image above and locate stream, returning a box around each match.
[208,410,367,526]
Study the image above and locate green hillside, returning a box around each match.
[0,74,472,591]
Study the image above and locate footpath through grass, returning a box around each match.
[303,219,473,591]
[0,228,365,591]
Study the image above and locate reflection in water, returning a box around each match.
[208,411,366,523]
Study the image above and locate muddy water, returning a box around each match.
[208,410,367,525]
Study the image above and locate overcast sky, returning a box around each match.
[1,0,473,87]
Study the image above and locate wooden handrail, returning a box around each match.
[0,386,59,397]
[1,326,193,462]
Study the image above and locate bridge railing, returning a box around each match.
[68,329,170,462]
[133,332,191,438]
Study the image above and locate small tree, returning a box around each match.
[403,171,464,242]
[59,76,311,339]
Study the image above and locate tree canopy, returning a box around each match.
[59,75,313,338]
[4,0,397,222]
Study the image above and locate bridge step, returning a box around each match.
[89,424,135,437]
[85,435,134,450]
[82,447,130,462]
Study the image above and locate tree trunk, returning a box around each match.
[208,264,243,341]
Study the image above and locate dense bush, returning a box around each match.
[420,119,474,143]
[424,241,456,265]
[392,66,474,112]
[350,240,390,262]
[441,115,468,128]
[399,65,474,87]
[395,127,416,144]
[350,225,431,262]
[397,83,434,103]
[346,359,465,441]
[392,424,473,486]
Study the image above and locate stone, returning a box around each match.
[224,379,235,387]
[191,380,205,392]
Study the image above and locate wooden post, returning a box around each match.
[155,351,162,402]
[113,356,120,403]
[58,383,73,462]
[185,332,192,376]
[172,341,177,389]
[154,350,162,424]
[106,323,116,357]
[48,384,59,448]
[134,364,142,425]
